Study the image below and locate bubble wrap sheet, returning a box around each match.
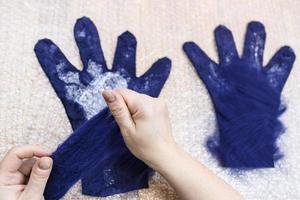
[0,0,299,199]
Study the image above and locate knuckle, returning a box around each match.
[121,125,133,137]
[32,169,48,181]
[115,88,126,93]
[7,147,19,156]
[132,103,146,119]
[111,105,124,117]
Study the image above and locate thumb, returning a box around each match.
[102,90,135,136]
[23,157,52,200]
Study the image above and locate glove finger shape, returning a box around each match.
[35,16,171,198]
[81,57,171,196]
[183,42,220,94]
[35,39,81,87]
[34,39,87,129]
[74,17,107,72]
[112,31,137,77]
[80,44,171,197]
[183,21,295,169]
[214,25,239,66]
[133,58,171,97]
[265,46,296,92]
[242,21,266,69]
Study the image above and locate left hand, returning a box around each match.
[0,145,52,200]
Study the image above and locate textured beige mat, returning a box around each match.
[0,0,299,199]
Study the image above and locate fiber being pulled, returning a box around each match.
[34,16,171,197]
[44,108,151,200]
[183,21,295,168]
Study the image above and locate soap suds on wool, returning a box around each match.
[266,63,285,89]
[247,31,264,68]
[77,30,86,38]
[56,60,128,119]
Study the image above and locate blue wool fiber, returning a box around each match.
[43,108,151,200]
[183,21,295,168]
[34,17,171,198]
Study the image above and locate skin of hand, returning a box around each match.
[102,89,243,200]
[0,145,53,200]
[103,88,177,170]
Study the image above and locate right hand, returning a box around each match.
[102,89,177,170]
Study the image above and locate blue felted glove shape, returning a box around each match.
[34,16,171,198]
[42,108,121,199]
[183,21,295,168]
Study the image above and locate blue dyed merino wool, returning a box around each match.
[34,17,171,198]
[183,21,295,168]
[43,108,152,199]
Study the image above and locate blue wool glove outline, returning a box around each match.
[35,17,171,130]
[34,17,171,198]
[183,21,295,168]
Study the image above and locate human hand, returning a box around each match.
[102,89,177,171]
[103,89,242,200]
[34,16,171,130]
[34,16,171,196]
[0,145,52,200]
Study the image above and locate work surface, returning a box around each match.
[0,0,299,199]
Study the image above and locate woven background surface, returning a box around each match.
[0,0,299,199]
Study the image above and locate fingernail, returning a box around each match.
[38,157,53,170]
[102,90,116,103]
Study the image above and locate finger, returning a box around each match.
[0,146,50,173]
[34,39,87,129]
[112,31,137,76]
[34,39,81,90]
[242,21,266,68]
[102,90,135,136]
[115,88,150,118]
[264,46,295,92]
[19,158,37,177]
[214,25,239,65]
[0,185,26,196]
[0,171,26,185]
[183,42,219,90]
[74,17,108,74]
[23,157,52,200]
[134,57,171,97]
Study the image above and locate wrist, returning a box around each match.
[152,141,184,173]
